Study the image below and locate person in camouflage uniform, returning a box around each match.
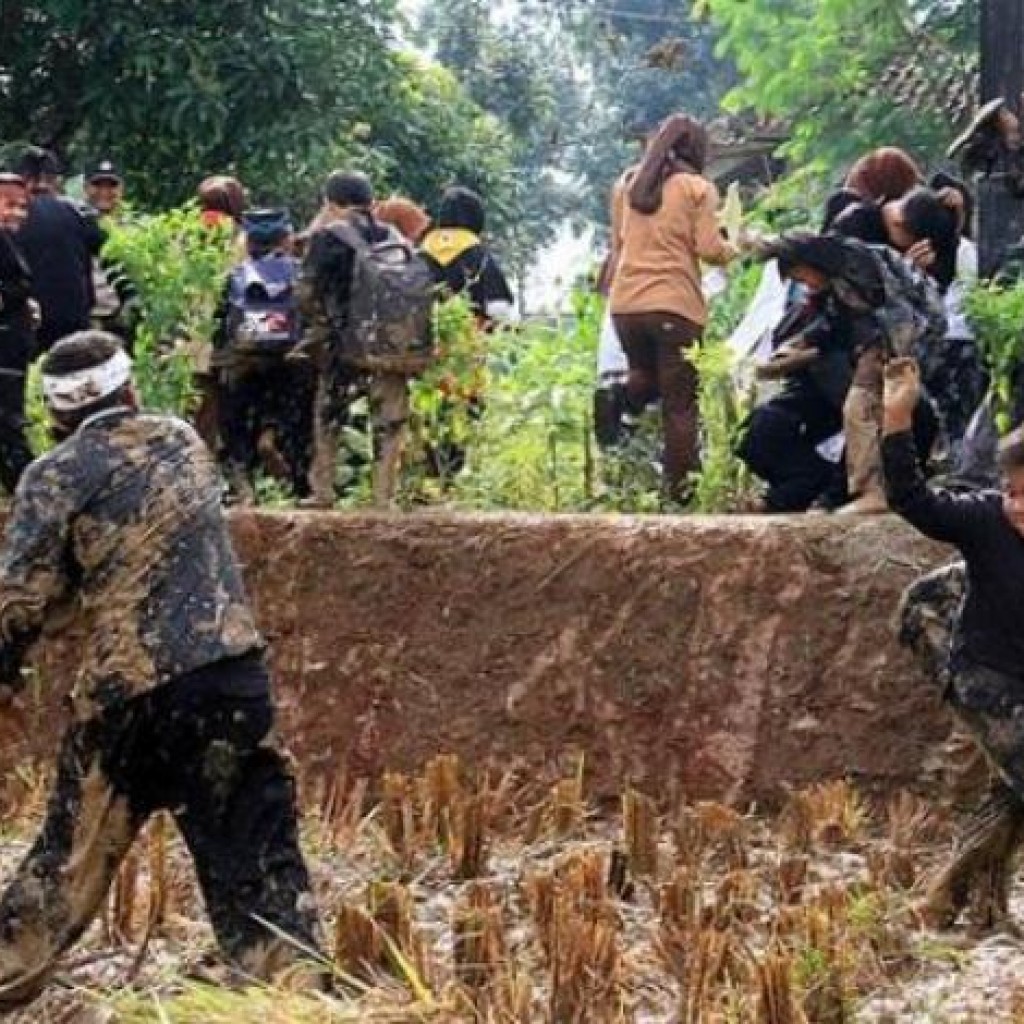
[885,357,1024,933]
[0,332,320,1009]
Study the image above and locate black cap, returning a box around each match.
[242,208,293,245]
[15,147,61,180]
[323,170,374,209]
[86,159,122,185]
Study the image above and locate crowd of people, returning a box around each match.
[0,147,515,510]
[3,103,1024,1005]
[596,119,998,515]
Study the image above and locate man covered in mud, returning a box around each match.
[884,356,1024,932]
[0,331,321,1008]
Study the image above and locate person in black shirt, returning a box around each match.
[420,187,513,326]
[883,357,1024,932]
[13,148,104,350]
[0,174,38,493]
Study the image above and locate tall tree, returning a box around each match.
[0,0,517,224]
[698,0,979,172]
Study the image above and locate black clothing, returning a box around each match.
[15,195,104,348]
[833,200,957,292]
[419,229,514,322]
[0,653,319,1008]
[0,231,37,491]
[0,374,33,494]
[218,356,315,498]
[737,388,842,513]
[0,230,34,370]
[884,430,1024,678]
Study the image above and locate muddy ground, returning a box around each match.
[4,764,1024,1022]
[2,513,952,808]
[0,512,1022,1021]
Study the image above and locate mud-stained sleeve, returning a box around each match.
[0,455,79,652]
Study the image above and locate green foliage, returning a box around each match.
[686,262,760,513]
[700,0,977,172]
[0,1,520,241]
[416,1,581,275]
[103,207,236,416]
[965,280,1024,431]
[440,300,601,512]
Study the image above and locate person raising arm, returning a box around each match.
[882,357,1024,933]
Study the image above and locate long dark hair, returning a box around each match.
[629,114,709,216]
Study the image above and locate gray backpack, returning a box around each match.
[332,222,437,374]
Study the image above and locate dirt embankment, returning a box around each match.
[1,513,951,805]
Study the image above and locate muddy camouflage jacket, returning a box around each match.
[0,408,262,718]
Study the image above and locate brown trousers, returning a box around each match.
[843,350,885,503]
[612,311,702,499]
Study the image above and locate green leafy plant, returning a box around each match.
[103,206,236,418]
[965,280,1024,432]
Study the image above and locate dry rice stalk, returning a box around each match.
[551,777,585,839]
[672,804,706,867]
[369,880,415,955]
[695,801,749,868]
[778,792,815,853]
[560,849,608,907]
[380,772,417,864]
[776,855,809,905]
[322,772,369,850]
[886,790,937,850]
[421,753,463,848]
[655,867,702,984]
[622,788,659,878]
[805,781,866,850]
[453,793,489,880]
[1009,983,1024,1021]
[525,868,558,955]
[452,882,507,992]
[146,812,169,931]
[549,902,622,1024]
[710,869,761,928]
[107,846,141,945]
[756,948,804,1024]
[866,847,917,891]
[333,900,383,978]
[678,928,742,1024]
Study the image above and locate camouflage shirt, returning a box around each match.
[0,408,262,718]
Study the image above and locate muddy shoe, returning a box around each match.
[297,494,334,510]
[836,492,889,515]
[914,868,972,931]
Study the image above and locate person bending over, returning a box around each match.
[0,332,321,1008]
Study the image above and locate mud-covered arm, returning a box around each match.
[882,431,991,545]
[0,457,78,684]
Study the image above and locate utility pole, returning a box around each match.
[979,0,1024,276]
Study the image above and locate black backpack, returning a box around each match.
[330,222,436,374]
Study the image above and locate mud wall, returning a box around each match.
[3,513,953,805]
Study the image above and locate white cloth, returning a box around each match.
[597,309,628,383]
[43,349,133,411]
[944,238,978,341]
[727,260,790,369]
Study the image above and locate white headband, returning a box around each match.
[42,349,133,412]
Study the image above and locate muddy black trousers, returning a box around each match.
[0,653,320,1009]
